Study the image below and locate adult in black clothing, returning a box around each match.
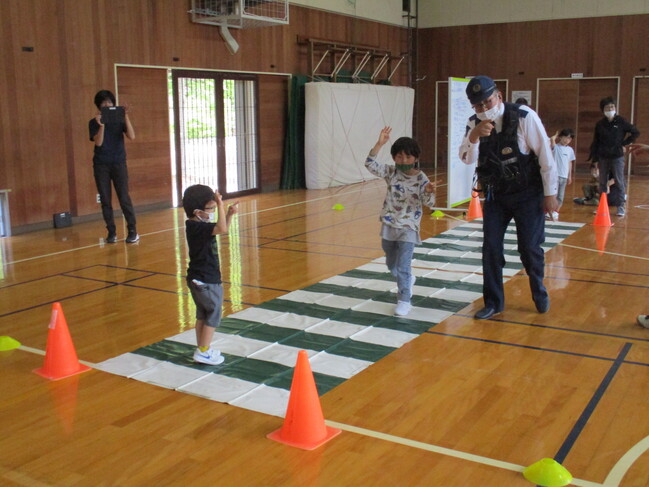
[89,89,139,243]
[588,96,639,217]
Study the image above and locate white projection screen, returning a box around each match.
[305,82,415,189]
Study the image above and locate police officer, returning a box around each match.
[458,76,558,320]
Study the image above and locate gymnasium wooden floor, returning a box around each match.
[1,171,648,487]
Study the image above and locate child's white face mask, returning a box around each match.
[195,209,216,223]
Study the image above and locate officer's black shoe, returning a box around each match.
[534,295,550,313]
[474,307,502,320]
[106,233,117,244]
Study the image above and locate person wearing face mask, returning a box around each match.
[365,127,436,317]
[587,96,639,217]
[89,89,139,244]
[458,76,558,320]
[182,184,239,365]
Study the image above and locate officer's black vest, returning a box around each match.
[474,103,542,195]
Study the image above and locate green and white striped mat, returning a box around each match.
[96,220,583,417]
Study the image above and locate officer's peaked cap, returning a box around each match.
[466,75,496,105]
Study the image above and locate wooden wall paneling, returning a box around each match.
[258,75,289,191]
[416,15,649,181]
[7,0,71,228]
[577,78,619,170]
[116,67,173,208]
[537,79,579,173]
[0,1,19,208]
[538,79,579,136]
[435,82,449,172]
[63,0,103,221]
[632,77,649,176]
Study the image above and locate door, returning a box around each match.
[538,78,618,172]
[172,70,260,202]
[632,77,649,176]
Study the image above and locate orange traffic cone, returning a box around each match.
[467,191,483,221]
[34,303,91,380]
[268,350,341,450]
[593,192,612,227]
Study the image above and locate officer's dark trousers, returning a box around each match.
[481,186,546,311]
[93,162,137,235]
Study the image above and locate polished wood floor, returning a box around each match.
[1,172,648,486]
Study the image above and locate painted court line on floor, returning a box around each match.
[94,221,582,417]
[4,183,381,266]
[324,420,603,487]
[16,339,639,487]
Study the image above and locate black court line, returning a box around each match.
[265,237,384,253]
[0,264,103,289]
[546,263,649,278]
[553,343,633,464]
[65,265,291,294]
[543,275,649,289]
[454,313,649,344]
[0,284,118,318]
[425,330,648,367]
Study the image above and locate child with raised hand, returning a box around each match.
[182,185,238,365]
[365,126,436,317]
[549,128,575,220]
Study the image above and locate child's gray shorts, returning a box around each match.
[188,280,223,328]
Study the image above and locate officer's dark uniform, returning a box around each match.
[474,103,548,314]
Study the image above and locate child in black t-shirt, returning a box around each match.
[182,185,238,365]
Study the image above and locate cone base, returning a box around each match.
[267,425,341,450]
[33,363,91,381]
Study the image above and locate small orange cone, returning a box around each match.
[268,350,341,450]
[34,303,91,380]
[467,191,483,221]
[593,192,612,227]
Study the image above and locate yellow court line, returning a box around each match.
[558,243,649,261]
[4,184,379,266]
[19,345,95,368]
[325,420,603,487]
[16,344,626,487]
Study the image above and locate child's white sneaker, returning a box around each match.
[193,348,225,365]
[395,301,412,316]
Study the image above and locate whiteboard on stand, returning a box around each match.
[447,77,476,207]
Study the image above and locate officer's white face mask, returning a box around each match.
[476,103,500,122]
[604,110,616,120]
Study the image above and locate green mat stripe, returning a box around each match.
[114,220,584,405]
[256,299,438,334]
[340,269,483,293]
[131,339,347,394]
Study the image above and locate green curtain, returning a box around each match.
[280,75,309,189]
